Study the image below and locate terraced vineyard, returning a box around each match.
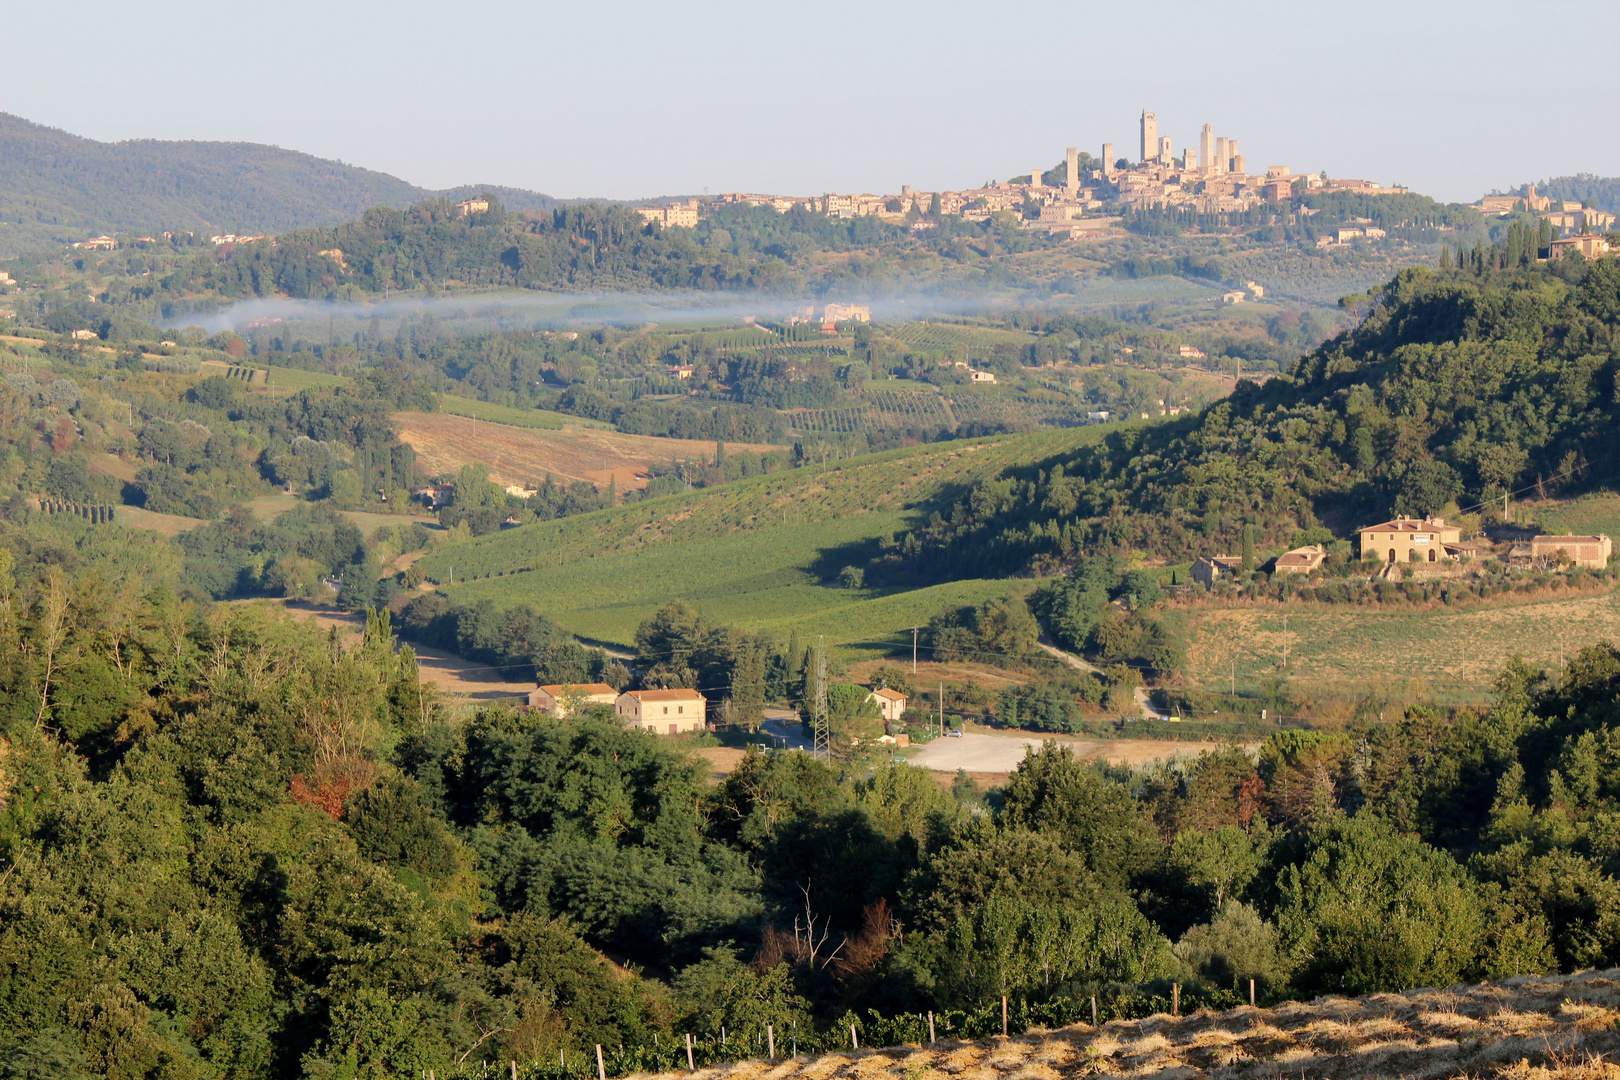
[784,387,1083,439]
[437,393,611,430]
[950,394,1082,428]
[417,428,1102,648]
[784,406,870,435]
[887,322,1034,359]
[704,327,780,349]
[862,389,955,426]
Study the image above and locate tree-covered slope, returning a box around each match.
[0,113,553,256]
[878,248,1620,581]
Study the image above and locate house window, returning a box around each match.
[1428,548,1436,562]
[662,706,669,715]
[1388,548,1396,563]
[678,706,684,714]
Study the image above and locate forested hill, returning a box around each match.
[0,113,553,257]
[877,241,1620,582]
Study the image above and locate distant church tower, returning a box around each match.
[1140,111,1158,163]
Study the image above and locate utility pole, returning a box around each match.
[812,636,829,759]
[912,626,919,674]
[1282,614,1288,669]
[938,681,944,736]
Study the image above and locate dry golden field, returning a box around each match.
[1181,589,1620,710]
[393,410,783,491]
[633,970,1620,1080]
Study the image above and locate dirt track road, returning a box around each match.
[260,600,534,702]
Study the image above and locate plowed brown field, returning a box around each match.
[393,411,784,490]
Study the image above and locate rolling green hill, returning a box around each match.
[0,112,553,256]
[417,425,1117,649]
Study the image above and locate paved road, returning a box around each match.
[760,707,811,750]
[904,729,1203,772]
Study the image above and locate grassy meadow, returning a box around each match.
[1180,586,1620,714]
[421,427,1106,650]
[1532,490,1620,539]
[261,365,351,390]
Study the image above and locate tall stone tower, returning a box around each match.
[1065,147,1079,194]
[1159,135,1173,163]
[1199,124,1214,173]
[1215,137,1230,175]
[1102,143,1115,176]
[1140,111,1158,162]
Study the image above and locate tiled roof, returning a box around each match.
[538,683,618,696]
[1359,517,1452,533]
[622,688,704,701]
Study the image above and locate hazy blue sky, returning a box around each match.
[7,0,1617,203]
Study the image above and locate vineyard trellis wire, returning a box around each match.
[426,988,1255,1080]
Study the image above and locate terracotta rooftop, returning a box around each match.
[1359,517,1450,533]
[622,688,704,701]
[871,687,907,701]
[538,683,617,696]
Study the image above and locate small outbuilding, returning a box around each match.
[1191,555,1244,586]
[1272,544,1327,575]
[867,687,908,723]
[1529,534,1612,568]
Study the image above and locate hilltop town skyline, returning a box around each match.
[7,2,1617,202]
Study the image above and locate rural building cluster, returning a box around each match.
[1193,517,1612,588]
[525,681,911,738]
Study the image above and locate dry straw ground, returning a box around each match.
[634,971,1620,1080]
[1181,589,1620,710]
[393,410,781,491]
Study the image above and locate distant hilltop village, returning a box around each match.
[634,110,1409,238]
[1474,185,1617,236]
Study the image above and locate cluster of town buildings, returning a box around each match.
[1476,186,1617,235]
[1192,517,1613,587]
[524,682,911,739]
[1473,185,1618,262]
[631,110,1408,240]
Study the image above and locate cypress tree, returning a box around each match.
[1439,245,1452,270]
[1242,524,1256,572]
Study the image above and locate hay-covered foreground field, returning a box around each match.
[634,971,1620,1080]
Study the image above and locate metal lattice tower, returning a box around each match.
[812,635,829,759]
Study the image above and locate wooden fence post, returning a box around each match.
[928,1011,936,1044]
[1001,996,1008,1037]
[1172,982,1179,1017]
[767,1024,775,1060]
[510,1061,518,1080]
[595,1045,605,1080]
[1249,978,1256,1007]
[1090,996,1098,1029]
[686,1034,695,1071]
[851,1023,858,1050]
